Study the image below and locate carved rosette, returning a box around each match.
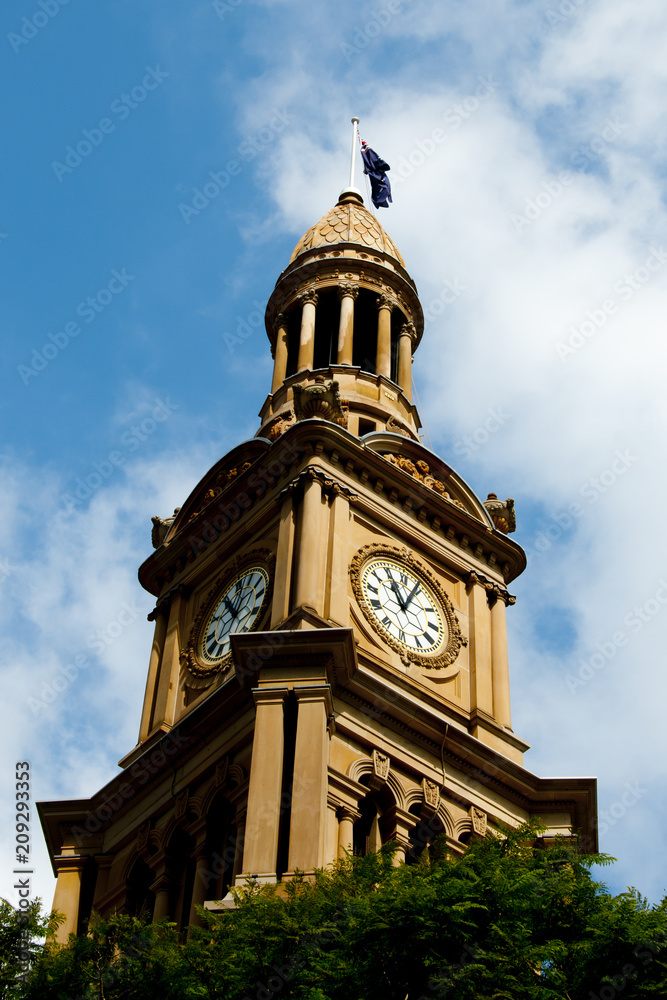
[350,543,467,669]
[180,548,275,679]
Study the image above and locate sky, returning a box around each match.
[2,0,667,912]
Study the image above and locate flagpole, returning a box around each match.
[349,116,360,189]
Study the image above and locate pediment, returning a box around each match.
[160,438,271,546]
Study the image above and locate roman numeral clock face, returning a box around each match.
[351,545,467,669]
[201,567,270,664]
[362,559,445,654]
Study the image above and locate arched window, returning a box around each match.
[125,858,155,921]
[206,793,238,901]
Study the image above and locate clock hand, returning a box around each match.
[403,580,421,609]
[385,573,407,611]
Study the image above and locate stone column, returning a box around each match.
[326,489,351,626]
[139,608,168,741]
[242,687,289,878]
[490,588,512,729]
[271,313,289,393]
[271,493,295,627]
[287,685,333,873]
[337,282,359,365]
[91,855,113,910]
[397,322,415,402]
[297,291,318,372]
[337,806,358,858]
[468,575,493,717]
[151,874,171,921]
[375,294,393,378]
[232,811,247,885]
[293,472,324,615]
[52,856,87,943]
[188,843,210,929]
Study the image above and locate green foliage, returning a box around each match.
[0,898,56,1000]
[12,823,667,1000]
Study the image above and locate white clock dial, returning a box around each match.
[361,558,445,653]
[200,566,269,663]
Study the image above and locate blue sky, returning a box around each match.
[3,0,667,910]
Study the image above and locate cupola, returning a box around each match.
[258,190,425,442]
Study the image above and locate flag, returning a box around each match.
[360,141,392,209]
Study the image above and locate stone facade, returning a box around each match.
[39,190,597,941]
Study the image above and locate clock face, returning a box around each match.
[200,566,270,664]
[361,558,446,654]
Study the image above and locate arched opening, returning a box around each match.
[125,858,155,921]
[284,305,302,378]
[206,793,238,901]
[390,308,407,384]
[352,290,378,374]
[352,776,398,856]
[312,288,340,370]
[405,807,447,866]
[166,828,196,930]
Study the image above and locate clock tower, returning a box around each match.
[39,188,598,940]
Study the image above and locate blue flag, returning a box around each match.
[360,141,392,208]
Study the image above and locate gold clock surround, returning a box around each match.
[350,543,467,668]
[180,549,275,678]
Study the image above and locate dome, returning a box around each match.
[289,191,405,267]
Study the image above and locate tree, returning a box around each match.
[16,822,667,999]
[0,898,55,999]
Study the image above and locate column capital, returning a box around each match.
[399,321,417,345]
[297,289,319,307]
[337,281,359,302]
[53,854,88,875]
[376,293,394,311]
[336,804,360,823]
[275,311,287,329]
[251,686,290,708]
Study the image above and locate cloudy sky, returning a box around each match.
[2,0,667,911]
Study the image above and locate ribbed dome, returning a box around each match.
[289,192,405,266]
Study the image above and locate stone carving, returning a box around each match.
[381,453,465,509]
[264,410,296,441]
[470,806,487,836]
[376,293,394,311]
[400,321,417,345]
[136,822,150,853]
[484,493,516,534]
[215,757,229,788]
[350,542,467,670]
[186,462,253,524]
[293,376,348,427]
[289,198,406,267]
[151,508,180,548]
[385,415,416,440]
[337,281,359,301]
[466,572,515,608]
[296,289,319,308]
[372,749,390,782]
[422,778,441,811]
[175,790,189,820]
